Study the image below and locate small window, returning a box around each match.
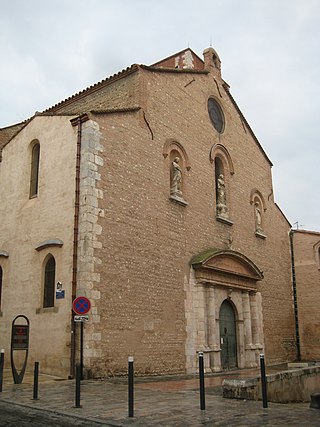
[208,98,225,133]
[43,256,55,308]
[0,266,2,311]
[30,142,40,198]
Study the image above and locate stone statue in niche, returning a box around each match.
[254,201,263,233]
[216,173,228,218]
[170,157,183,198]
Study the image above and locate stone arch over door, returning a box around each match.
[185,249,264,373]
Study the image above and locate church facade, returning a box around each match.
[0,48,298,378]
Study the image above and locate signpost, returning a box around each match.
[74,315,89,322]
[11,315,30,384]
[72,297,91,380]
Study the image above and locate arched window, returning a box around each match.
[30,142,40,198]
[0,266,2,312]
[43,256,55,308]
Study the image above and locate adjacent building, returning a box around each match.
[291,229,320,362]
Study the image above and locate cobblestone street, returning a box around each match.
[0,368,319,426]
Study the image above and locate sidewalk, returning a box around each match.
[0,368,319,426]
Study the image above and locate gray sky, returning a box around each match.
[1,0,319,231]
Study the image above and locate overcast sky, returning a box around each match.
[1,0,319,231]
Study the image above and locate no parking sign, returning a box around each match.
[72,296,91,315]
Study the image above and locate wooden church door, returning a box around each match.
[219,300,238,369]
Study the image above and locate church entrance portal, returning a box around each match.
[219,300,237,370]
[186,249,264,373]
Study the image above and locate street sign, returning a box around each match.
[73,296,91,315]
[11,315,30,384]
[74,315,89,322]
[12,325,29,350]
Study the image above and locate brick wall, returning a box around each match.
[81,64,296,376]
[292,230,320,360]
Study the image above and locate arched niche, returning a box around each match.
[313,241,320,268]
[163,139,191,170]
[250,189,266,211]
[209,143,234,175]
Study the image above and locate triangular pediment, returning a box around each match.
[191,249,263,282]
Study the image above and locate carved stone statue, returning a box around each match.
[254,202,263,232]
[216,173,228,218]
[170,157,183,197]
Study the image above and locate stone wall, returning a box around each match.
[223,365,320,402]
[0,116,77,376]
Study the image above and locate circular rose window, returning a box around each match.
[208,98,225,133]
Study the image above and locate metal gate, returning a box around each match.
[219,300,237,370]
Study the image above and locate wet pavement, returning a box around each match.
[0,367,319,426]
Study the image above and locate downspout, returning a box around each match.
[69,114,89,378]
[289,229,301,361]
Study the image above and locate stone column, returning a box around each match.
[195,284,210,372]
[250,292,261,367]
[256,292,264,350]
[242,291,253,346]
[250,292,259,345]
[207,287,221,372]
[197,284,207,349]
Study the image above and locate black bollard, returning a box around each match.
[199,351,206,410]
[33,362,39,400]
[0,349,4,393]
[260,354,268,408]
[128,356,134,418]
[75,363,82,408]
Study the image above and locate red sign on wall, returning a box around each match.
[72,296,91,315]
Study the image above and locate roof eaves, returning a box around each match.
[140,64,208,75]
[90,106,141,115]
[43,64,140,114]
[1,118,33,150]
[275,203,291,228]
[291,229,320,236]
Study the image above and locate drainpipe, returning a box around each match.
[69,114,89,378]
[289,229,301,361]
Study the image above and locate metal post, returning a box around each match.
[74,363,82,408]
[128,356,134,418]
[260,354,268,408]
[33,362,39,400]
[0,349,4,392]
[80,321,84,380]
[199,351,206,410]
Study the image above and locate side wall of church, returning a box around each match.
[0,116,77,376]
[293,230,320,360]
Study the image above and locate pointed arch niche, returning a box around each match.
[209,143,234,224]
[185,248,264,374]
[163,139,190,206]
